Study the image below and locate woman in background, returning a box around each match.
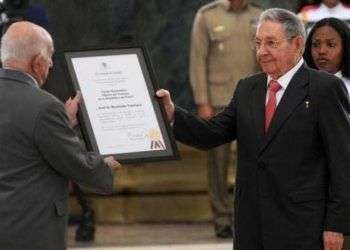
[304,17,350,94]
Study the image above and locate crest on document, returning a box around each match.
[147,128,165,150]
[100,62,111,70]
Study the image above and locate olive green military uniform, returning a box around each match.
[189,0,262,236]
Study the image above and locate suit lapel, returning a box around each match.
[250,74,267,146]
[259,64,310,155]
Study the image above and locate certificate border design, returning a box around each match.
[63,46,179,164]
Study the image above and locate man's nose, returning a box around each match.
[256,46,269,56]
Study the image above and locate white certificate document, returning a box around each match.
[71,54,166,155]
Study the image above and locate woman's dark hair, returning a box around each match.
[304,17,350,78]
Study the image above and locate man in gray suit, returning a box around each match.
[0,21,120,250]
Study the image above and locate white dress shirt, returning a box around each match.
[266,58,304,106]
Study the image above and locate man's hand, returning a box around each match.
[156,89,175,122]
[197,103,214,120]
[103,156,122,171]
[323,231,344,250]
[65,91,81,127]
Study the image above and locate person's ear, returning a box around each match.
[31,54,44,74]
[294,36,304,53]
[30,54,46,85]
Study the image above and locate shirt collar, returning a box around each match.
[267,58,304,90]
[335,71,343,78]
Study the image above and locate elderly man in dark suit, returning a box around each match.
[157,8,350,250]
[0,21,120,250]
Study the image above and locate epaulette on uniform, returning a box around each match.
[249,2,263,10]
[198,0,222,13]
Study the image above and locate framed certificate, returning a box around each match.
[64,47,179,164]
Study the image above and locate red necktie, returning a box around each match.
[265,80,281,132]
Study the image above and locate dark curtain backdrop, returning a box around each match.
[27,0,299,108]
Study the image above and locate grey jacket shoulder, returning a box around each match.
[0,69,64,133]
[0,68,62,107]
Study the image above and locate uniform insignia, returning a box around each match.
[213,25,225,32]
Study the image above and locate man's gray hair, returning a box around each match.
[1,23,52,63]
[258,8,306,41]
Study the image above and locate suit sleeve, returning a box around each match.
[173,80,241,149]
[189,10,210,105]
[318,77,350,234]
[33,100,114,194]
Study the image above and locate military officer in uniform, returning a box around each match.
[189,0,262,238]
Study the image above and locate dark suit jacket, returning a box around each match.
[0,69,113,250]
[174,64,350,250]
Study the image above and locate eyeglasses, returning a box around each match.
[252,37,295,51]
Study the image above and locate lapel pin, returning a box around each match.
[305,101,310,108]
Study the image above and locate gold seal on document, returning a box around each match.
[147,128,162,140]
[147,128,165,150]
